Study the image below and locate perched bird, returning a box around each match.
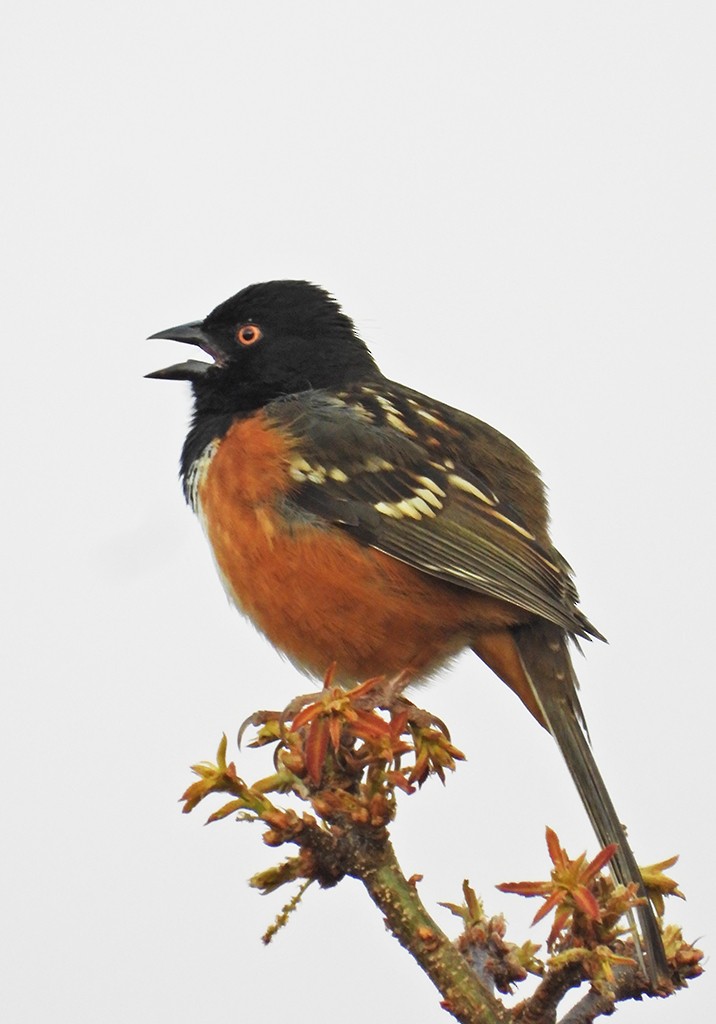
[148,279,667,985]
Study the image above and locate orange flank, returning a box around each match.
[197,413,527,683]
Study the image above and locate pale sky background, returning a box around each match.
[3,3,714,1022]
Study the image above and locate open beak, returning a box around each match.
[146,320,224,380]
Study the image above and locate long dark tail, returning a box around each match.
[512,621,669,988]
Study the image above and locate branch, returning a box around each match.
[558,961,645,1023]
[180,672,703,1023]
[357,841,509,1024]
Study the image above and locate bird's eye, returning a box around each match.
[236,323,263,346]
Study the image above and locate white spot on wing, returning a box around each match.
[413,486,443,510]
[364,456,394,473]
[395,499,423,520]
[447,473,495,505]
[386,412,417,437]
[416,408,447,428]
[413,475,446,498]
[374,501,404,519]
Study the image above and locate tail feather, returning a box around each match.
[511,621,669,988]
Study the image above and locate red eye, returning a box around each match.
[236,323,263,346]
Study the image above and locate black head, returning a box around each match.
[147,280,379,414]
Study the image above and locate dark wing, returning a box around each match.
[267,386,601,640]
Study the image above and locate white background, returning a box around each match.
[3,3,713,1022]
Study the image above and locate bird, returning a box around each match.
[148,279,668,986]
